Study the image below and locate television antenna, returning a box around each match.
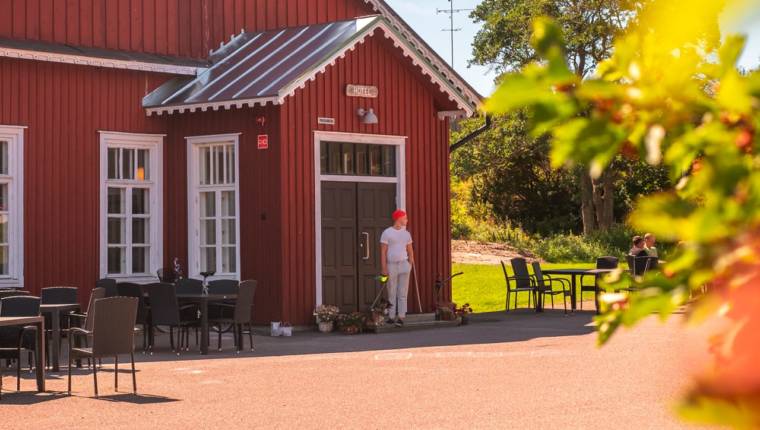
[437,0,473,68]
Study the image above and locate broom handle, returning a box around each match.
[412,262,423,313]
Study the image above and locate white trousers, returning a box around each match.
[387,260,412,319]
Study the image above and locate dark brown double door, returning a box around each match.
[321,181,396,312]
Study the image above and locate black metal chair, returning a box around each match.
[145,283,198,353]
[627,255,654,277]
[116,283,151,351]
[579,256,619,310]
[96,278,118,298]
[175,278,204,295]
[0,296,41,393]
[531,262,570,313]
[40,286,79,365]
[503,259,535,311]
[68,297,139,397]
[208,280,257,352]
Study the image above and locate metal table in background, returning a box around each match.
[40,303,80,372]
[176,293,237,355]
[0,316,45,392]
[542,268,615,312]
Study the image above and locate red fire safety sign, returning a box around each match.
[257,134,269,150]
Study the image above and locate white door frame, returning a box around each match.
[313,131,407,307]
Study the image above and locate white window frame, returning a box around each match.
[313,131,407,307]
[0,125,25,287]
[99,131,164,282]
[186,133,241,281]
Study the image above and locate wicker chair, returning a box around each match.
[208,280,257,352]
[502,258,535,311]
[0,296,41,393]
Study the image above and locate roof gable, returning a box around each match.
[143,17,477,117]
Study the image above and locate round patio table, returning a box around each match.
[541,268,615,312]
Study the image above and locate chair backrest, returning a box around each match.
[0,295,41,317]
[146,283,181,326]
[116,282,148,323]
[234,280,257,324]
[83,288,106,331]
[531,262,547,290]
[96,278,118,297]
[91,297,138,357]
[0,290,30,299]
[208,279,239,295]
[176,278,203,295]
[156,268,176,284]
[596,256,619,270]
[627,255,652,277]
[509,258,532,289]
[40,286,78,304]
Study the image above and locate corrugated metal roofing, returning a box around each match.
[143,18,378,112]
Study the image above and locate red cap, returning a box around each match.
[392,210,407,221]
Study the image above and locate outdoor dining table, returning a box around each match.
[0,316,45,391]
[40,303,80,372]
[541,268,615,311]
[175,293,237,355]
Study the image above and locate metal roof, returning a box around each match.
[0,37,207,75]
[143,16,477,117]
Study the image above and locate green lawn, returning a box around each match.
[451,262,595,313]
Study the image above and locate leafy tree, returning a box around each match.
[485,0,760,425]
[467,0,646,233]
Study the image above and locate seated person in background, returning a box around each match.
[629,236,649,257]
[644,233,658,258]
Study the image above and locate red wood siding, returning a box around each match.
[279,33,454,324]
[1,0,374,58]
[0,56,168,301]
[163,107,283,323]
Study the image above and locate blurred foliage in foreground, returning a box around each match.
[484,0,760,426]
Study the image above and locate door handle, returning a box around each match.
[361,232,370,260]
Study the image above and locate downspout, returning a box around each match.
[449,114,492,153]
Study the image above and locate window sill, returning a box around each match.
[104,275,160,284]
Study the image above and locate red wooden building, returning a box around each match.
[0,0,480,324]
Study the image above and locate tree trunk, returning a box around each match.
[580,169,615,233]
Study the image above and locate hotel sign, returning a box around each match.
[346,84,378,99]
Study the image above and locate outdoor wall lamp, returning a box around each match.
[357,108,378,125]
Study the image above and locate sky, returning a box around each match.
[385,0,760,97]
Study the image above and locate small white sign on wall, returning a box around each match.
[318,117,336,126]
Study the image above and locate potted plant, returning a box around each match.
[280,322,293,337]
[455,303,473,325]
[337,312,366,335]
[368,298,391,328]
[313,304,340,333]
[435,302,457,321]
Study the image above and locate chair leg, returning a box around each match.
[16,350,21,391]
[248,324,254,352]
[170,327,175,351]
[551,294,555,309]
[114,356,118,392]
[580,291,584,310]
[505,290,511,312]
[131,352,137,394]
[93,361,99,398]
[68,351,72,395]
[218,325,222,352]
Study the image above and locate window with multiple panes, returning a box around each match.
[188,136,240,279]
[100,133,163,279]
[0,126,24,285]
[319,142,396,177]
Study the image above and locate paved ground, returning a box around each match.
[1,309,711,429]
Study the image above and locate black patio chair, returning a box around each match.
[627,255,654,277]
[96,278,118,297]
[145,283,198,353]
[502,258,535,312]
[579,256,619,310]
[68,297,139,397]
[531,262,570,313]
[208,280,257,352]
[175,278,204,295]
[0,296,41,393]
[0,290,30,299]
[40,286,79,364]
[116,282,151,351]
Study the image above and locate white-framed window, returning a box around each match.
[99,132,164,281]
[0,126,25,287]
[187,134,241,280]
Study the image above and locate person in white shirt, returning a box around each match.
[380,209,415,327]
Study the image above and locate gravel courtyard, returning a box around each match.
[2,310,711,429]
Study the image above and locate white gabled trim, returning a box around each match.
[313,131,407,307]
[0,46,202,76]
[0,125,25,289]
[146,97,280,117]
[98,131,165,281]
[362,0,482,109]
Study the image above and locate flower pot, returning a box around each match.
[318,321,334,333]
[270,321,281,337]
[341,325,360,335]
[281,327,293,337]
